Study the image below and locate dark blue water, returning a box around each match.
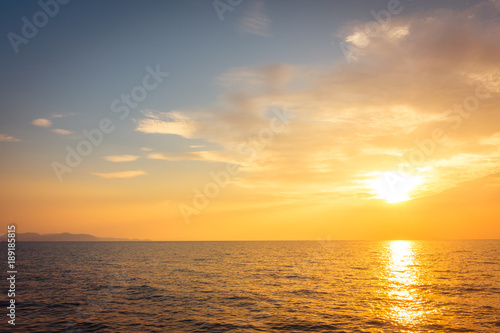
[1,240,499,332]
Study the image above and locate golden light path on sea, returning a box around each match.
[387,241,423,326]
[378,240,443,330]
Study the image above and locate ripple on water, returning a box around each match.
[3,240,499,332]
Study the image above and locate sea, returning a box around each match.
[1,240,499,332]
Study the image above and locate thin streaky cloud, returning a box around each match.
[0,134,21,142]
[51,129,73,135]
[240,1,271,37]
[90,170,147,179]
[147,151,234,164]
[103,155,140,162]
[50,112,77,118]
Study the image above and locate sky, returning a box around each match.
[0,0,499,241]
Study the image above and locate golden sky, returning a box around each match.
[1,0,499,240]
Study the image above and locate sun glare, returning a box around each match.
[367,171,422,203]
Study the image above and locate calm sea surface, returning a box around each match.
[1,240,499,332]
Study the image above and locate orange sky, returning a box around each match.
[1,0,499,240]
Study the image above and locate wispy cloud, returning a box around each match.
[240,1,271,36]
[134,110,196,138]
[147,151,234,163]
[90,170,147,179]
[217,64,293,91]
[133,0,500,202]
[50,112,77,118]
[0,134,21,142]
[51,128,73,135]
[32,118,52,127]
[103,155,140,162]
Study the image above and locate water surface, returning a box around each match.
[2,240,499,332]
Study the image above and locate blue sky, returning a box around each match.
[0,0,480,172]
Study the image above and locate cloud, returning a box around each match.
[0,134,21,142]
[134,110,196,138]
[135,1,500,202]
[32,118,52,127]
[90,170,146,179]
[103,155,140,162]
[50,112,77,118]
[217,64,293,92]
[51,129,73,135]
[240,1,271,36]
[147,151,234,163]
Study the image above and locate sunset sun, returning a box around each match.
[367,171,422,204]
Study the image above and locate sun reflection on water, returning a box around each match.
[384,241,426,328]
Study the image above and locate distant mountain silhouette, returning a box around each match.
[0,232,149,242]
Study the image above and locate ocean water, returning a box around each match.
[1,240,499,332]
